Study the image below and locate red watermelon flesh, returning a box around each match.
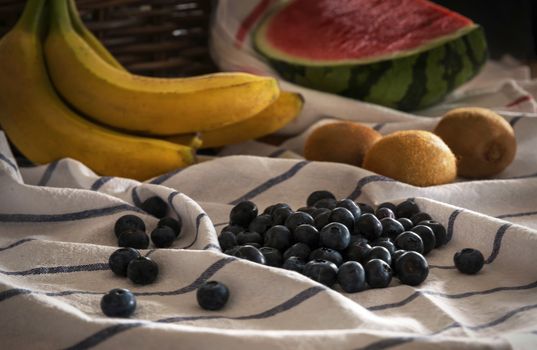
[263,0,474,62]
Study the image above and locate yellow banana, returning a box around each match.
[0,0,196,181]
[165,92,303,148]
[44,0,280,136]
[67,0,125,70]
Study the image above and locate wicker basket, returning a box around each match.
[0,0,218,77]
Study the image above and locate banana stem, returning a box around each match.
[16,0,46,33]
[49,0,72,33]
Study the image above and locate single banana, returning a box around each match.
[165,92,303,148]
[0,0,196,181]
[44,0,280,136]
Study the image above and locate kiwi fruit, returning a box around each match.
[434,107,516,178]
[303,121,381,166]
[363,130,457,187]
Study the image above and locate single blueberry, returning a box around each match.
[108,248,140,277]
[344,242,372,263]
[100,288,136,317]
[150,226,176,248]
[372,239,396,255]
[349,234,368,246]
[394,231,424,253]
[236,231,263,246]
[335,199,361,220]
[140,196,168,218]
[158,217,182,238]
[285,211,314,232]
[337,261,366,293]
[264,225,292,251]
[307,190,336,207]
[391,249,407,274]
[235,245,266,264]
[313,198,337,210]
[420,220,448,247]
[454,248,485,275]
[396,251,429,286]
[220,224,244,235]
[395,199,420,219]
[375,207,395,220]
[411,212,433,226]
[397,218,414,231]
[328,207,355,232]
[303,259,338,287]
[229,200,258,227]
[114,215,145,238]
[297,206,317,217]
[127,256,159,285]
[357,202,375,215]
[377,202,397,213]
[282,256,306,273]
[311,207,331,219]
[248,214,273,235]
[367,246,392,265]
[365,259,392,288]
[309,247,343,266]
[380,218,405,240]
[263,203,290,216]
[283,242,311,261]
[411,225,436,255]
[197,281,230,311]
[271,206,294,226]
[219,231,237,251]
[118,228,149,249]
[259,247,283,267]
[355,213,382,240]
[314,210,331,231]
[320,222,351,251]
[293,224,319,248]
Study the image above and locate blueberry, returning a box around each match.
[303,259,338,287]
[420,220,448,247]
[377,202,397,213]
[282,256,306,273]
[309,247,343,266]
[283,243,311,261]
[157,217,182,237]
[100,288,136,317]
[263,203,290,216]
[297,206,317,217]
[311,207,331,219]
[197,281,230,311]
[411,225,436,255]
[375,207,395,220]
[248,214,272,235]
[271,206,293,226]
[355,213,382,240]
[293,224,319,248]
[235,245,266,264]
[411,212,432,226]
[357,202,374,215]
[219,231,237,251]
[349,234,368,246]
[236,231,263,246]
[328,207,355,232]
[365,259,392,288]
[335,199,361,220]
[140,196,168,218]
[397,218,414,231]
[118,228,149,249]
[313,209,331,230]
[391,249,407,273]
[454,248,485,275]
[108,248,140,277]
[114,215,145,238]
[150,226,176,248]
[372,239,396,255]
[230,200,258,227]
[395,199,420,219]
[344,242,371,263]
[285,211,314,232]
[264,225,292,251]
[127,256,159,285]
[337,261,366,293]
[320,222,350,251]
[367,246,392,265]
[394,231,424,253]
[220,224,244,235]
[396,251,429,286]
[313,198,337,210]
[380,218,405,239]
[259,247,283,267]
[307,190,335,207]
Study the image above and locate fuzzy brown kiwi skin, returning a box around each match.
[434,108,516,178]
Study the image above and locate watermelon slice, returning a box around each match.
[254,0,487,111]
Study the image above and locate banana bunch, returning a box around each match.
[0,0,303,181]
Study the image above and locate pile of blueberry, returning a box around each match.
[219,191,483,292]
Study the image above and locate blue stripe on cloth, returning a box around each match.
[509,116,523,127]
[268,148,287,158]
[166,191,181,218]
[0,204,143,223]
[446,209,463,242]
[131,187,142,208]
[180,213,207,249]
[63,323,145,350]
[203,243,221,251]
[496,210,537,219]
[37,160,60,186]
[0,238,35,252]
[372,123,386,131]
[0,263,109,276]
[90,176,114,191]
[0,288,32,302]
[150,168,185,185]
[346,175,395,201]
[229,161,309,205]
[0,153,17,171]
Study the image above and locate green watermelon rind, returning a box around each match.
[253,9,488,111]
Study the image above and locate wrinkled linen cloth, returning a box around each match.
[1,1,537,349]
